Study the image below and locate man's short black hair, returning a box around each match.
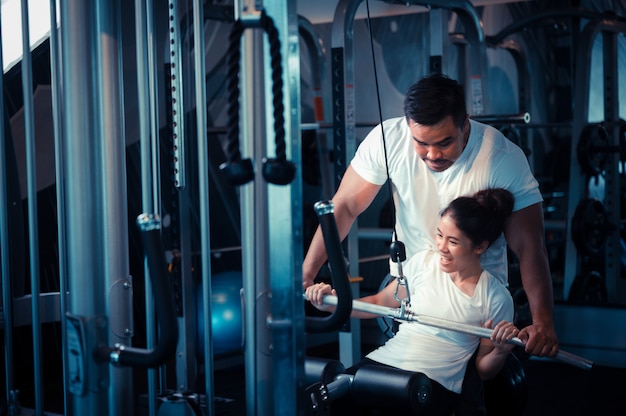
[403,73,467,128]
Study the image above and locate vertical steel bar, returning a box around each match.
[265,2,304,414]
[602,30,623,302]
[331,0,362,367]
[134,0,152,213]
[146,0,161,216]
[192,1,216,414]
[429,8,445,73]
[135,0,161,413]
[243,29,270,416]
[147,0,163,401]
[231,5,261,415]
[95,0,134,414]
[168,0,185,190]
[0,2,16,409]
[168,0,197,392]
[298,16,333,200]
[48,0,70,414]
[60,0,109,413]
[20,0,44,412]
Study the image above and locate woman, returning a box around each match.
[305,188,519,415]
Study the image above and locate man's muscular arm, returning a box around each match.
[303,166,382,289]
[505,203,559,357]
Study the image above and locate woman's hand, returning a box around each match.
[305,282,336,311]
[485,319,520,353]
[477,319,521,380]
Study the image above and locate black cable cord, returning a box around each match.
[365,1,399,245]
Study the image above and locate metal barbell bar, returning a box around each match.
[306,294,593,370]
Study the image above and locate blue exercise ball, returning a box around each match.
[196,271,243,357]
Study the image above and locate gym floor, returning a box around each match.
[212,347,626,416]
[521,359,625,416]
[12,322,625,415]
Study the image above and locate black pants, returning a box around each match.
[454,349,486,416]
[330,358,461,416]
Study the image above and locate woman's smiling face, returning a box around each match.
[435,213,486,275]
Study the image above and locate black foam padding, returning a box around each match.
[305,357,347,386]
[351,364,432,412]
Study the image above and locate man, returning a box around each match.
[303,73,558,358]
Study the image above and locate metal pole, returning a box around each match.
[601,28,624,303]
[48,0,70,413]
[135,0,161,414]
[245,28,272,416]
[0,4,16,412]
[192,0,216,414]
[95,0,134,414]
[331,0,363,367]
[315,294,594,370]
[471,113,531,125]
[60,0,109,413]
[20,0,44,413]
[298,16,333,200]
[267,0,305,411]
[230,4,265,415]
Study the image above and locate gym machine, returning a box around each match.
[328,0,496,367]
[557,15,626,368]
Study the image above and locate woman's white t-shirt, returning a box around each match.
[365,250,514,393]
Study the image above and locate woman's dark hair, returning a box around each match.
[440,188,514,247]
[403,73,467,128]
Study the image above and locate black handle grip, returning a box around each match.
[103,214,179,367]
[305,201,353,333]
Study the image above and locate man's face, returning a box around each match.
[409,115,469,172]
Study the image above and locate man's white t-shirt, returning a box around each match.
[365,250,514,393]
[350,117,543,284]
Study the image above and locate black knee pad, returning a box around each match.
[351,364,432,413]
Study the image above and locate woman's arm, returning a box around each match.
[305,279,403,319]
[475,320,519,380]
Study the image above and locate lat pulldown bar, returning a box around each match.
[308,294,593,371]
